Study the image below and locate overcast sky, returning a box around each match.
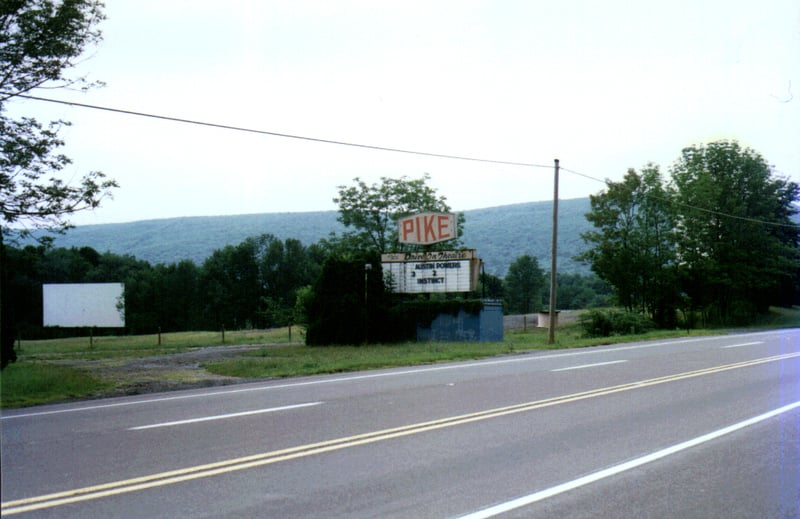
[8,0,800,225]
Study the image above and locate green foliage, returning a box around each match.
[0,117,118,230]
[670,141,800,324]
[579,165,678,327]
[333,174,464,254]
[477,271,504,299]
[305,256,374,345]
[398,299,484,328]
[0,0,105,96]
[196,233,322,331]
[504,254,545,314]
[203,339,518,380]
[581,142,800,328]
[293,285,314,325]
[1,362,113,408]
[18,328,300,359]
[548,272,613,309]
[2,0,115,369]
[0,0,116,233]
[578,309,655,338]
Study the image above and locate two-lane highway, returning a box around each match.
[2,330,799,517]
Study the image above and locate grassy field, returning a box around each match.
[12,327,303,359]
[3,308,799,409]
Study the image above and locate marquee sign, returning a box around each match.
[397,212,457,245]
[381,250,480,294]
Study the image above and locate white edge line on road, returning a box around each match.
[457,400,800,519]
[129,402,322,430]
[3,329,793,420]
[551,360,628,372]
[721,342,764,349]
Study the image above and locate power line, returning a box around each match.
[558,166,608,184]
[10,93,553,170]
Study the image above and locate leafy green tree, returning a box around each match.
[670,141,800,323]
[333,174,464,254]
[579,165,679,326]
[305,255,374,345]
[504,254,545,314]
[551,273,613,309]
[1,0,116,368]
[2,243,44,338]
[478,271,504,300]
[140,260,201,333]
[293,285,314,326]
[199,242,261,330]
[251,234,318,326]
[197,234,323,330]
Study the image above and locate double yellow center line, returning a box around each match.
[4,350,799,515]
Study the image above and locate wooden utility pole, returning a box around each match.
[548,159,559,344]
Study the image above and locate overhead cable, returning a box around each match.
[9,93,553,170]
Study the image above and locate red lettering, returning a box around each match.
[401,219,415,241]
[398,213,457,244]
[437,215,451,239]
[424,215,436,242]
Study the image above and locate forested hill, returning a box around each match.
[30,198,594,276]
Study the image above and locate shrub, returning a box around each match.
[579,309,655,338]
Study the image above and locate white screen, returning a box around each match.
[43,283,125,327]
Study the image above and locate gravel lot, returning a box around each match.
[73,344,285,397]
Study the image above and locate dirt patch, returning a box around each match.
[67,344,289,397]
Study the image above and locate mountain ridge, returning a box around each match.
[29,198,595,276]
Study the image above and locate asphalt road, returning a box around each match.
[2,329,799,518]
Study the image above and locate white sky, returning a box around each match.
[8,0,800,225]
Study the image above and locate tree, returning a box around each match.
[478,271,504,300]
[580,142,800,328]
[199,242,261,330]
[333,174,463,254]
[305,256,372,345]
[670,141,800,323]
[504,254,545,314]
[579,165,679,327]
[197,234,323,331]
[1,0,116,368]
[550,273,613,310]
[252,234,318,326]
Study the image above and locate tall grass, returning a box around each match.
[0,363,113,408]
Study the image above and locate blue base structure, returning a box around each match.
[416,301,503,342]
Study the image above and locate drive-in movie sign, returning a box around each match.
[397,212,456,245]
[382,250,481,294]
